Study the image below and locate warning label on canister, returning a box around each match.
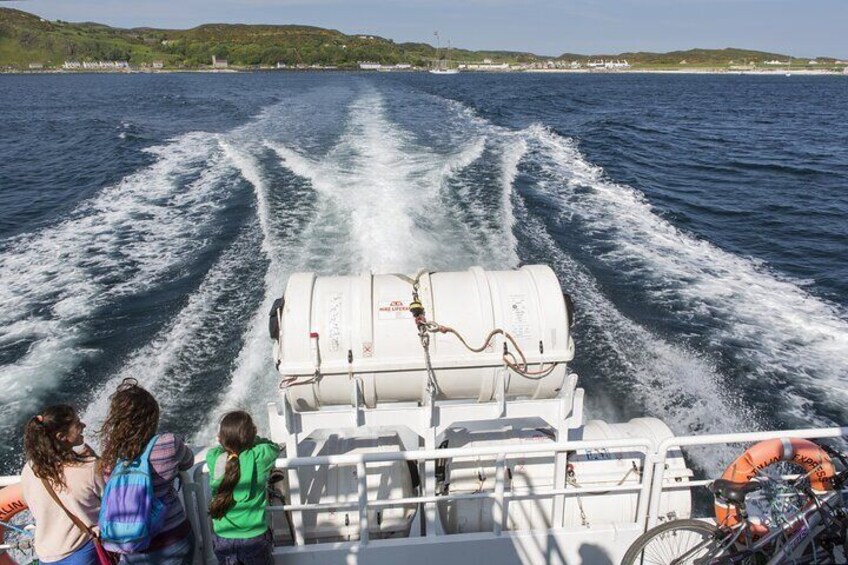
[377,300,412,320]
[508,295,531,338]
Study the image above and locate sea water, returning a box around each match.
[0,72,846,475]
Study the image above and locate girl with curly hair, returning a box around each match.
[99,379,194,565]
[21,405,104,565]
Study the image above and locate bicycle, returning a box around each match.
[622,443,848,564]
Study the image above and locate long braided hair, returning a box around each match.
[98,378,160,474]
[209,411,257,520]
[23,405,83,489]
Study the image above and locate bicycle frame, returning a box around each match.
[666,488,844,564]
[721,450,848,564]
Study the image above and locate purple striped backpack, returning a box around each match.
[98,435,167,553]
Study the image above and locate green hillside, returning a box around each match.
[562,48,801,67]
[0,7,838,70]
[0,8,160,66]
[0,7,540,68]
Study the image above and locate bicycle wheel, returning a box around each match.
[622,519,723,565]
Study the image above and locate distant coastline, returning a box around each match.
[525,68,846,76]
[2,67,846,76]
[2,6,847,74]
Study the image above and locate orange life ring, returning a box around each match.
[0,484,28,565]
[714,438,835,529]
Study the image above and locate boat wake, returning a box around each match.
[518,124,848,430]
[1,81,845,474]
[0,133,235,448]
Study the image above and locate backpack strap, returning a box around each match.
[141,435,160,461]
[116,435,160,468]
[41,478,96,538]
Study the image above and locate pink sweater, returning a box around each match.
[21,458,105,562]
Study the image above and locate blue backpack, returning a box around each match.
[99,435,167,553]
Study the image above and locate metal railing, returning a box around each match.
[646,426,848,528]
[258,426,848,544]
[2,426,847,558]
[269,437,656,541]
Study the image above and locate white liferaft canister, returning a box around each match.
[275,265,575,410]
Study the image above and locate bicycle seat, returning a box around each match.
[710,479,764,505]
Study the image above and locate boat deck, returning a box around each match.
[5,426,845,564]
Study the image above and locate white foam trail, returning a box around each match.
[81,223,264,435]
[499,137,525,267]
[272,93,432,273]
[267,92,494,273]
[445,134,524,268]
[418,136,501,268]
[0,132,228,426]
[195,90,496,441]
[192,145,284,442]
[525,124,848,425]
[513,195,757,474]
[219,142,277,261]
[442,136,486,176]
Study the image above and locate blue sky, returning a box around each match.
[5,0,847,58]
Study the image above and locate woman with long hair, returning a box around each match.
[99,379,194,565]
[206,411,279,565]
[21,405,104,565]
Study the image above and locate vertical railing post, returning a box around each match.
[552,447,567,528]
[199,470,216,564]
[285,453,305,545]
[357,461,370,543]
[635,447,657,533]
[646,447,670,530]
[178,470,200,565]
[281,398,306,546]
[423,405,439,537]
[493,454,506,536]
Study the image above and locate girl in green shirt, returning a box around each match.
[206,411,280,565]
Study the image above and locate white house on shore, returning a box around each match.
[463,62,510,71]
[587,59,630,69]
[212,55,228,69]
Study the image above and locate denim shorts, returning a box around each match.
[211,530,273,565]
[121,531,195,565]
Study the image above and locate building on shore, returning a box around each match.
[28,63,44,70]
[152,61,164,69]
[212,56,228,69]
[359,62,382,70]
[587,59,630,69]
[462,62,510,71]
[77,61,129,70]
